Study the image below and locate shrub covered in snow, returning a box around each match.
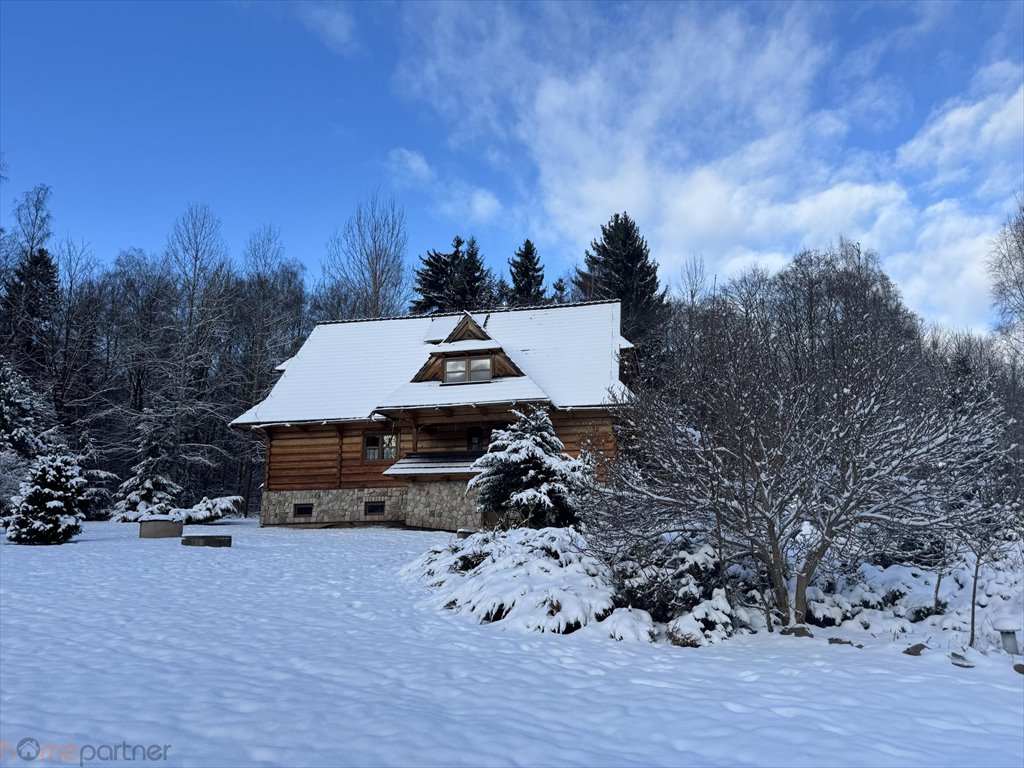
[666,589,738,647]
[180,495,243,524]
[799,554,1024,652]
[402,527,615,633]
[469,407,589,528]
[5,453,86,545]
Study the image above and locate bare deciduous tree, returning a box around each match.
[318,191,409,320]
[989,195,1024,352]
[587,245,1014,627]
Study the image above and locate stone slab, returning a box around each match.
[181,535,232,548]
[139,520,183,539]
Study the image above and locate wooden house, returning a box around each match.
[231,300,633,530]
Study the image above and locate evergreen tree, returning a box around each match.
[550,278,568,305]
[0,358,50,458]
[411,236,464,314]
[1,247,59,378]
[469,407,587,528]
[411,235,494,313]
[572,212,667,341]
[491,276,513,307]
[111,408,182,522]
[455,236,492,309]
[509,239,546,306]
[5,452,86,545]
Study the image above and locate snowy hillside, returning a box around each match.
[1,522,1021,767]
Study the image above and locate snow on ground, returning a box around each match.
[1,522,1021,768]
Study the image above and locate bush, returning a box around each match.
[402,527,615,634]
[5,453,86,545]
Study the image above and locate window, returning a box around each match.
[444,356,491,384]
[467,426,485,452]
[293,503,313,517]
[364,433,398,461]
[364,501,385,516]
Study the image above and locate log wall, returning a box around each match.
[264,409,615,491]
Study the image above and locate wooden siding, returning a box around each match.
[264,426,340,491]
[264,409,616,491]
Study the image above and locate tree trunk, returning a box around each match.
[969,555,982,648]
[932,570,943,615]
[769,563,791,627]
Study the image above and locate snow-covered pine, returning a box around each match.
[0,359,49,459]
[111,408,182,522]
[0,450,30,529]
[469,406,587,528]
[4,452,86,545]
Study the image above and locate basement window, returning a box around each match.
[293,503,313,518]
[364,501,385,516]
[364,433,398,461]
[444,356,492,384]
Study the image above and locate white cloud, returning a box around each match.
[897,67,1023,195]
[391,3,1018,328]
[294,2,355,55]
[386,148,502,226]
[387,148,437,187]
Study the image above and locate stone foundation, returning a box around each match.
[261,488,407,527]
[260,482,482,532]
[404,481,482,531]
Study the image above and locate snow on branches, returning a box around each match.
[5,453,87,545]
[469,406,589,528]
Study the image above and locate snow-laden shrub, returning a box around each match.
[402,527,615,634]
[175,495,243,524]
[612,541,721,622]
[593,607,656,642]
[666,588,736,647]
[799,556,1024,651]
[5,453,86,545]
[469,407,589,528]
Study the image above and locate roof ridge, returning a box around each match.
[314,299,621,326]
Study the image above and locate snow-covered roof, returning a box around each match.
[231,301,630,427]
[376,377,550,411]
[382,452,482,477]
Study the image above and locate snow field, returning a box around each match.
[1,522,1021,767]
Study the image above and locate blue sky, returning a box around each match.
[1,1,1021,328]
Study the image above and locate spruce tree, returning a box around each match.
[455,236,492,309]
[0,358,49,458]
[1,247,59,378]
[411,235,494,313]
[111,408,182,522]
[469,406,586,528]
[550,278,568,305]
[509,239,546,306]
[5,453,86,545]
[572,212,667,341]
[411,236,464,314]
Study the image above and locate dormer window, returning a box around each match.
[445,356,492,384]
